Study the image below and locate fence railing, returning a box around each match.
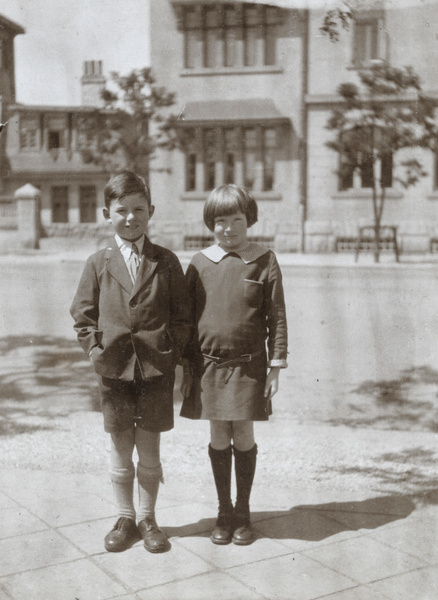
[0,197,18,230]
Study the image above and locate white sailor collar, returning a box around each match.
[201,242,270,264]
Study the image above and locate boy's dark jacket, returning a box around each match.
[70,237,190,381]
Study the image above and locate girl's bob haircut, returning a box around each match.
[104,170,151,209]
[203,184,258,232]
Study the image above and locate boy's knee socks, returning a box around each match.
[137,463,163,522]
[110,462,136,521]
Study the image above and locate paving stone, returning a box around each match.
[254,509,363,552]
[368,506,438,565]
[317,585,392,599]
[59,516,121,555]
[0,529,83,577]
[227,553,356,600]
[303,536,427,585]
[176,534,291,570]
[94,539,213,592]
[0,506,48,539]
[1,558,127,600]
[0,492,17,510]
[136,570,265,600]
[367,566,438,600]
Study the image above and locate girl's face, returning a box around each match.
[214,210,248,252]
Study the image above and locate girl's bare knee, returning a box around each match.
[210,420,232,450]
[232,421,255,451]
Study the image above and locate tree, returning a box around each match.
[77,68,177,183]
[326,62,437,262]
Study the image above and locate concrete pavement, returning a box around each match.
[1,249,438,599]
[1,414,438,600]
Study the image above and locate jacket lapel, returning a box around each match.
[131,241,158,297]
[105,247,133,294]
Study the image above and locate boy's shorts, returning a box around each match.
[98,372,175,433]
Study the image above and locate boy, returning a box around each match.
[70,171,190,553]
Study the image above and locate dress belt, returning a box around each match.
[202,349,264,369]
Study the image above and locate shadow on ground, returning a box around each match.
[0,335,100,435]
[0,335,185,437]
[163,494,416,541]
[328,365,438,431]
[326,445,438,503]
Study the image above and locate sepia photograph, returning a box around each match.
[0,0,437,598]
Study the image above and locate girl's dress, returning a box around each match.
[181,243,288,421]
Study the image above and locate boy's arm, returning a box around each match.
[70,256,101,357]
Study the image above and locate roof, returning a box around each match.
[178,99,290,126]
[8,104,99,114]
[0,14,25,35]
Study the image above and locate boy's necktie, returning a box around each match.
[128,243,140,282]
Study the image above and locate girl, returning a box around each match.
[180,184,288,546]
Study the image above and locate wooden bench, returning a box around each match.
[355,225,399,262]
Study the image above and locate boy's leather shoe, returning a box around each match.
[232,513,255,546]
[138,516,170,553]
[211,512,233,545]
[104,517,140,552]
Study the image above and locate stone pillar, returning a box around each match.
[14,183,42,249]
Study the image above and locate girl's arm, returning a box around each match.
[264,366,280,398]
[266,253,288,368]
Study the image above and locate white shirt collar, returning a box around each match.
[115,234,145,261]
[201,242,270,264]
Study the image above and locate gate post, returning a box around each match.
[14,183,42,249]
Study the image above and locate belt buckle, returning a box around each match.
[241,354,251,362]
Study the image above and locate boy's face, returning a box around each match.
[103,193,154,242]
[214,210,248,252]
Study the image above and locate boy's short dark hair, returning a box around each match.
[104,171,151,209]
[203,184,258,231]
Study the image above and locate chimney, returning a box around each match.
[81,61,106,107]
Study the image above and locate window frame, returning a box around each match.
[351,10,385,68]
[182,124,279,193]
[179,3,282,71]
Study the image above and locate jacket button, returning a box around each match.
[131,326,138,334]
[130,301,137,308]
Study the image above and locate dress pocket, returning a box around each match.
[243,279,264,308]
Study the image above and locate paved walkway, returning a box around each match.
[1,420,437,600]
[1,248,438,599]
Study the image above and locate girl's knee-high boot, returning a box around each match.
[232,444,257,545]
[208,444,233,544]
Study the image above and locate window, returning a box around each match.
[339,151,393,191]
[19,117,38,150]
[79,186,97,223]
[46,116,66,150]
[339,126,393,191]
[352,12,383,66]
[51,186,69,223]
[183,125,278,192]
[48,131,62,150]
[180,4,282,70]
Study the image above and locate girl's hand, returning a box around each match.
[180,361,193,399]
[264,367,280,398]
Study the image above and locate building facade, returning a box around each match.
[149,1,438,253]
[0,17,109,250]
[4,60,108,239]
